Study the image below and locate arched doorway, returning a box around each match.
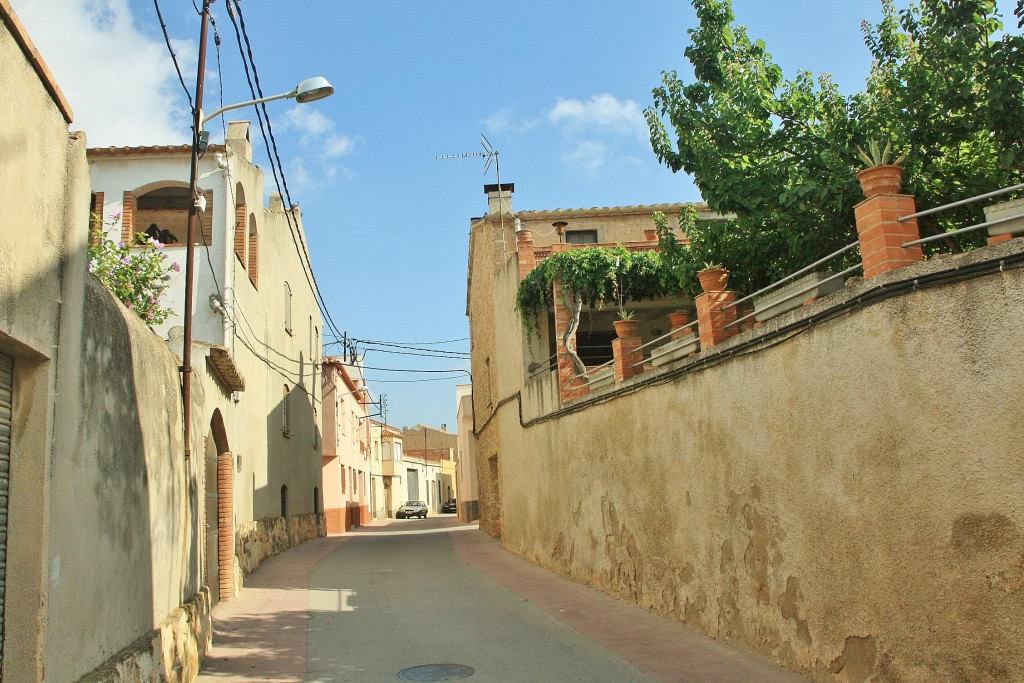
[205,410,234,604]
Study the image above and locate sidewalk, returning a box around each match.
[197,519,806,682]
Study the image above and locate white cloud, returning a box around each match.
[15,0,193,146]
[280,106,359,160]
[565,140,609,175]
[277,107,359,193]
[547,93,647,139]
[484,94,649,177]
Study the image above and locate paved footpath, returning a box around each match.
[197,517,807,682]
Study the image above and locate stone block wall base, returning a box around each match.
[78,588,212,683]
[235,512,326,578]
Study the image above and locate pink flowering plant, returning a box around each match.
[88,213,179,327]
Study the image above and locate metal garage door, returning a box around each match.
[0,351,12,673]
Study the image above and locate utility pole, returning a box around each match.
[182,0,213,458]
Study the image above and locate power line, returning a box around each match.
[222,2,342,344]
[366,376,468,384]
[224,0,346,344]
[362,348,471,360]
[152,0,194,111]
[349,336,469,346]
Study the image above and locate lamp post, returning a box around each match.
[182,0,334,457]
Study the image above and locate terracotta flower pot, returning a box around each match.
[644,228,658,241]
[613,319,639,338]
[668,311,690,328]
[697,268,729,292]
[856,164,904,198]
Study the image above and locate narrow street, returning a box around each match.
[197,517,805,682]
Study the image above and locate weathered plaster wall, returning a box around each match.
[45,277,209,682]
[471,199,1024,681]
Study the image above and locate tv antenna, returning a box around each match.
[437,134,513,262]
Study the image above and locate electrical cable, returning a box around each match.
[351,336,469,346]
[353,340,470,355]
[152,0,194,112]
[360,348,471,360]
[224,0,346,344]
[365,376,469,384]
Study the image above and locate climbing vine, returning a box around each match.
[515,244,676,332]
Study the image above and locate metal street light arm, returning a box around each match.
[201,76,334,125]
[202,90,295,124]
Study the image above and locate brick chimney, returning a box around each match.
[484,183,514,215]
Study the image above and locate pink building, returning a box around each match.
[321,358,371,532]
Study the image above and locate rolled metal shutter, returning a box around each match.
[0,351,12,672]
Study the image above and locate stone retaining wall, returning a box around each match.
[234,513,326,578]
[77,588,211,683]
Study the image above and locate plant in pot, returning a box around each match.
[696,261,729,292]
[613,308,638,338]
[855,139,907,198]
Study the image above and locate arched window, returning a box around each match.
[133,185,210,246]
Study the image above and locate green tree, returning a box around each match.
[646,0,1024,292]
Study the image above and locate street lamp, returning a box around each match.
[182,1,335,458]
[202,77,334,124]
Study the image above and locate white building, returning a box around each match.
[87,121,326,601]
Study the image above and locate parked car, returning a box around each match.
[442,499,457,514]
[396,500,427,519]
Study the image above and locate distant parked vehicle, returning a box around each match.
[442,499,457,514]
[396,501,427,519]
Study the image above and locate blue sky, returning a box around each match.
[16,0,1020,430]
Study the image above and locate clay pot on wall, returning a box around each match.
[856,164,904,198]
[668,311,690,329]
[613,319,640,338]
[644,228,658,241]
[697,268,730,292]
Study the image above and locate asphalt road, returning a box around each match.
[198,516,807,682]
[303,517,654,682]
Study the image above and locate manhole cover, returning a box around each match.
[398,663,474,681]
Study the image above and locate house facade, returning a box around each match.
[368,420,403,519]
[88,121,326,597]
[454,384,478,522]
[401,423,458,513]
[321,357,371,531]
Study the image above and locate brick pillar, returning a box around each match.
[695,290,738,349]
[121,191,137,243]
[516,228,535,280]
[854,193,924,279]
[552,280,590,402]
[612,323,643,382]
[217,452,234,600]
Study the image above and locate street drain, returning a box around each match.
[397,663,474,681]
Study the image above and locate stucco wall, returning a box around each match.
[470,200,1024,681]
[45,277,209,682]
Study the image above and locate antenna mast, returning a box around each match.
[437,134,511,263]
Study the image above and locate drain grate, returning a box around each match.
[398,663,475,681]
